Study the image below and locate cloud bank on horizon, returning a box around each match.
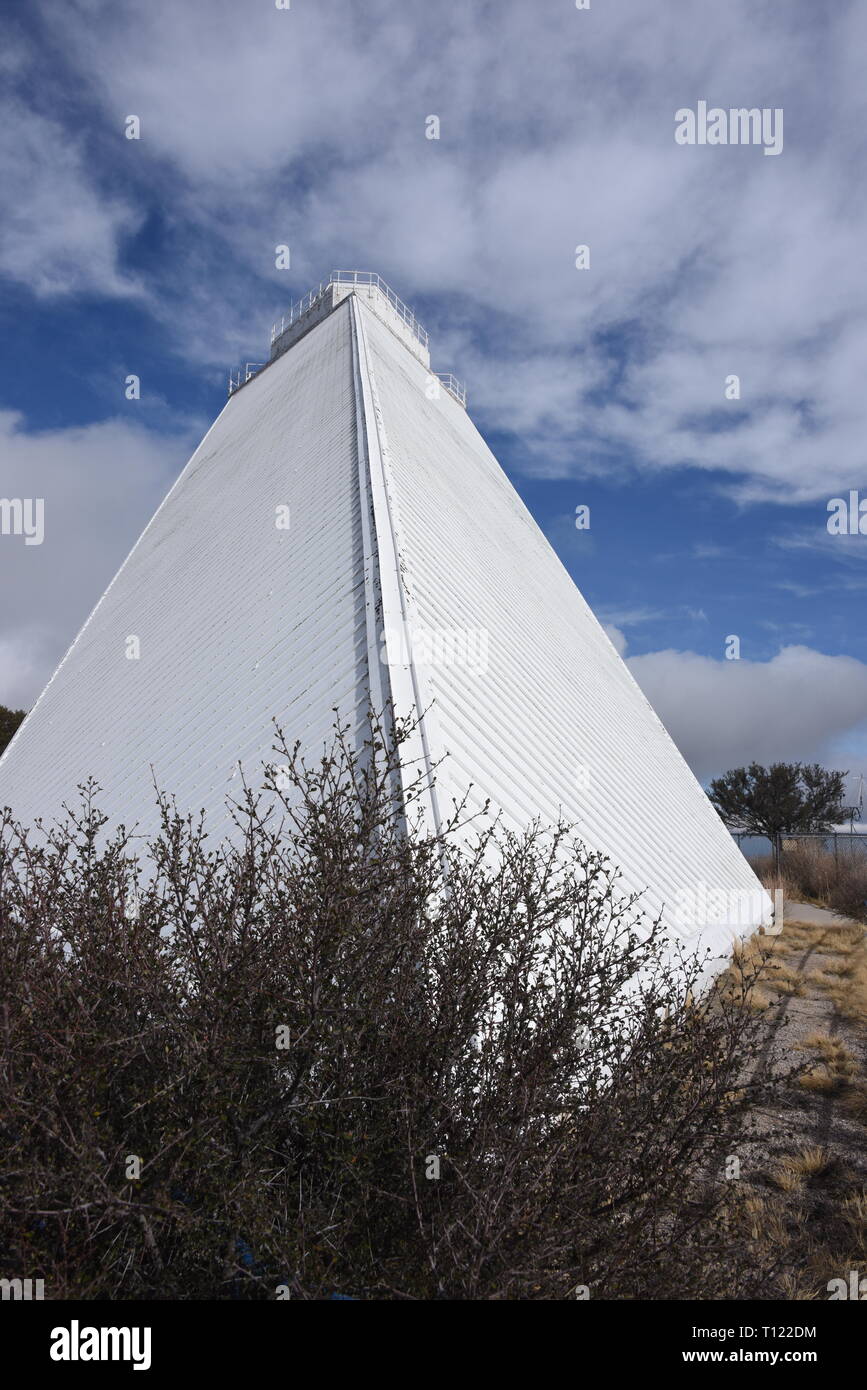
[0,0,865,791]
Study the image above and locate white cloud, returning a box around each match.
[5,0,860,501]
[600,606,669,629]
[0,410,195,705]
[44,0,418,185]
[628,644,867,785]
[0,98,142,299]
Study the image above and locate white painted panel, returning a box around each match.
[0,301,368,845]
[358,300,771,950]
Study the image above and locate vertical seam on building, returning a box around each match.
[348,294,443,839]
[349,298,391,733]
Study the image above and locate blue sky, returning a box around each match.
[1,0,866,791]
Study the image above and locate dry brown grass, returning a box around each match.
[745,984,773,1011]
[770,1145,833,1191]
[842,1191,867,1259]
[722,915,841,1009]
[817,957,856,977]
[803,942,867,1020]
[724,1147,866,1298]
[725,905,866,1025]
[841,1081,867,1127]
[719,933,774,1009]
[768,960,807,997]
[796,1033,857,1094]
[834,952,867,1023]
[751,842,867,924]
[719,893,867,1298]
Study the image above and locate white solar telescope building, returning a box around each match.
[0,270,771,956]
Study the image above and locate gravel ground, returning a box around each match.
[729,901,867,1296]
[747,901,867,1174]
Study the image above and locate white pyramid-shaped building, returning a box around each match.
[0,272,770,954]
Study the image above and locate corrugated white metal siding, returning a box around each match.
[356,300,770,949]
[0,282,769,956]
[0,300,370,844]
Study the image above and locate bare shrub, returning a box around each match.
[0,717,774,1299]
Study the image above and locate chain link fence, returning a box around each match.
[732,830,867,873]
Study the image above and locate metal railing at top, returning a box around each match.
[270,270,430,353]
[230,361,467,409]
[232,276,464,404]
[269,281,330,345]
[227,363,264,397]
[435,373,467,408]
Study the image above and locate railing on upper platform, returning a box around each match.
[435,373,467,408]
[230,274,465,402]
[270,270,430,354]
[269,282,330,346]
[227,363,265,397]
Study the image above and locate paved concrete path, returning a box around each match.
[784,898,864,929]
